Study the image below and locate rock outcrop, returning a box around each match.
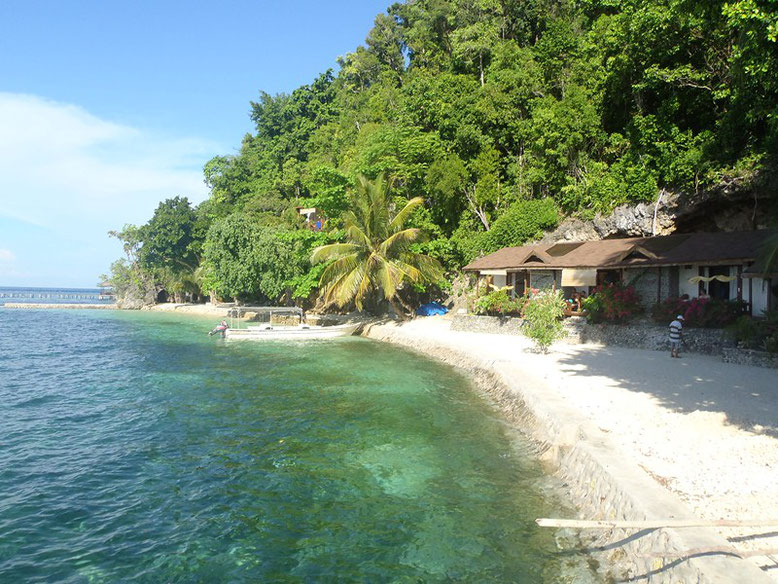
[540,171,776,243]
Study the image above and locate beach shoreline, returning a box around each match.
[9,301,775,579]
[364,316,778,583]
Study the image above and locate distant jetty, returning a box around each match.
[2,303,117,309]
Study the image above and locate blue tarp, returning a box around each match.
[415,302,449,316]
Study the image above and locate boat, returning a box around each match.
[213,305,359,341]
[225,323,359,341]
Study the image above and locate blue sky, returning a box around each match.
[0,0,391,287]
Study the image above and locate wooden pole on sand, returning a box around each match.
[536,518,778,529]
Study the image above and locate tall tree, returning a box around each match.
[311,175,443,316]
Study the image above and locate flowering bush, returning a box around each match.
[651,296,747,328]
[581,283,643,324]
[474,288,525,316]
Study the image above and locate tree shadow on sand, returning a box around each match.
[553,345,778,437]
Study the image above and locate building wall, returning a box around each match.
[625,267,672,307]
[679,266,698,298]
[750,278,770,315]
[491,274,507,290]
[529,270,557,290]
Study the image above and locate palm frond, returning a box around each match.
[319,254,361,286]
[330,263,369,309]
[402,253,444,282]
[389,259,422,283]
[344,222,372,249]
[354,253,379,308]
[388,197,424,233]
[761,232,778,272]
[311,243,359,264]
[375,257,405,298]
[380,228,423,257]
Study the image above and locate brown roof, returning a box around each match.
[462,245,551,270]
[462,230,776,271]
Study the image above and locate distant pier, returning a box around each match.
[2,303,117,309]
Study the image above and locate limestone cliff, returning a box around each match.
[540,171,777,243]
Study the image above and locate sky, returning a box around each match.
[0,0,391,287]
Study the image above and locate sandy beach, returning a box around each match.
[365,315,778,582]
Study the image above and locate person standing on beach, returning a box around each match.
[669,315,684,358]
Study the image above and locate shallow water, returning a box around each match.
[0,308,593,582]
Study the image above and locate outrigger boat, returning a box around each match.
[214,305,359,341]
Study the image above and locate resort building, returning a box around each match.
[296,207,326,231]
[463,230,778,315]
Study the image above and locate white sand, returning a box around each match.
[369,316,778,577]
[145,302,231,317]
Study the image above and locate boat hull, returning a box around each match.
[224,324,358,341]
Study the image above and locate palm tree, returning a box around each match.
[761,231,778,273]
[311,174,443,317]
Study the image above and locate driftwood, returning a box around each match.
[536,518,778,529]
[637,548,778,559]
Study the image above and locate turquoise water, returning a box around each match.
[0,308,591,582]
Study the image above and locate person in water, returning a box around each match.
[209,320,229,337]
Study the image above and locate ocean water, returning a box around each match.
[0,307,595,582]
[0,286,113,305]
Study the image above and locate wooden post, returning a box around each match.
[536,518,778,529]
[736,265,743,301]
[748,275,753,315]
[698,265,705,296]
[656,267,662,303]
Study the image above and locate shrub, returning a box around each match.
[652,297,748,328]
[522,290,567,352]
[475,288,525,316]
[582,283,643,324]
[728,310,778,353]
[484,198,559,251]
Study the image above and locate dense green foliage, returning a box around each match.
[474,287,526,315]
[522,290,567,352]
[728,310,778,353]
[109,0,778,307]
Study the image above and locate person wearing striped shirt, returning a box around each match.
[669,315,684,358]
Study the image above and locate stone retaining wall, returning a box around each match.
[452,314,730,355]
[565,320,729,356]
[722,347,778,369]
[450,314,523,335]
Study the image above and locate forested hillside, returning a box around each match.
[109,0,778,307]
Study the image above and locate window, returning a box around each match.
[707,266,731,300]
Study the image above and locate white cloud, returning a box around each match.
[0,93,219,286]
[0,93,214,231]
[0,249,15,262]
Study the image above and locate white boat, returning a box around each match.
[224,323,359,341]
